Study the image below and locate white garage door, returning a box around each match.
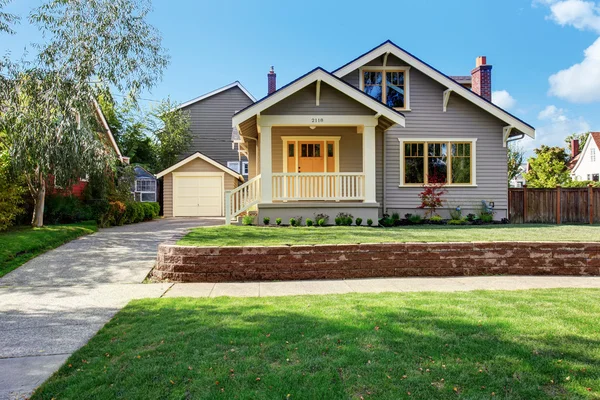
[174,175,223,217]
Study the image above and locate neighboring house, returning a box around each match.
[158,40,535,220]
[174,81,256,176]
[133,166,158,202]
[509,163,528,188]
[569,133,600,182]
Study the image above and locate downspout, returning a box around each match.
[382,130,387,215]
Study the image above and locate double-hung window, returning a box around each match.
[591,148,596,162]
[361,67,409,110]
[400,139,476,186]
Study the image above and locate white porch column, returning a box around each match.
[260,125,272,203]
[363,125,377,203]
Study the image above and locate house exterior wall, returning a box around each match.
[270,126,363,173]
[572,139,600,181]
[341,54,510,219]
[162,157,239,218]
[179,86,254,168]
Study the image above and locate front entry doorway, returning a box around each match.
[285,137,339,173]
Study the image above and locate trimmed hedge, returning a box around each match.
[45,195,160,227]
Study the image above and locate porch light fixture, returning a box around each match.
[309,126,316,130]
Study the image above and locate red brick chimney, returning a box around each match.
[471,56,492,102]
[572,139,580,157]
[268,66,276,95]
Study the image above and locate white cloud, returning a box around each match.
[549,0,600,32]
[548,37,600,102]
[521,105,590,155]
[492,90,517,109]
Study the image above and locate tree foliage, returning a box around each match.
[0,0,18,34]
[507,143,525,184]
[150,99,192,172]
[523,145,571,188]
[0,136,26,231]
[0,0,169,226]
[565,132,589,154]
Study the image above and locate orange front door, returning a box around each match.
[298,141,325,173]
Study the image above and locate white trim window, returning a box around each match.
[360,66,410,110]
[135,178,157,202]
[398,138,477,187]
[227,161,249,175]
[591,148,596,162]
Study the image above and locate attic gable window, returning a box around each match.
[360,67,409,110]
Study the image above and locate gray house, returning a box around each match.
[158,40,535,220]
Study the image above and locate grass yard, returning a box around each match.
[32,289,600,399]
[0,221,97,278]
[178,224,600,247]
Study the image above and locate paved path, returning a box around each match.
[0,218,221,400]
[163,276,600,297]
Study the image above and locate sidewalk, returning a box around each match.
[162,275,600,298]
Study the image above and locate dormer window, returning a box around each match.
[360,67,410,110]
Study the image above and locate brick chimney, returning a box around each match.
[268,66,276,95]
[471,56,492,102]
[572,139,580,157]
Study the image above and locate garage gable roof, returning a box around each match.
[155,152,244,181]
[232,67,405,128]
[333,40,535,138]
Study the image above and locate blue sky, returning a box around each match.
[3,0,600,155]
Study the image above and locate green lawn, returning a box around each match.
[32,289,600,399]
[0,221,97,278]
[178,224,600,247]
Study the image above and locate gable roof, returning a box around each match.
[570,132,600,172]
[93,99,123,161]
[155,151,244,181]
[332,40,535,138]
[232,67,405,128]
[176,81,256,110]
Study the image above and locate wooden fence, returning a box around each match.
[508,185,600,224]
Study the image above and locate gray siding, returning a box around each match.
[179,86,254,167]
[341,55,509,218]
[263,82,374,116]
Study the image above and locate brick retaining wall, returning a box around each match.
[152,242,600,282]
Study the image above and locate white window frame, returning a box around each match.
[241,161,249,175]
[591,148,596,162]
[227,161,241,173]
[135,178,157,202]
[359,66,411,111]
[398,138,477,187]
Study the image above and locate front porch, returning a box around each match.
[225,68,406,224]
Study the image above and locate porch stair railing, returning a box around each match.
[225,174,261,225]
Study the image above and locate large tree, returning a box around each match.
[150,99,192,172]
[523,145,571,188]
[0,0,169,226]
[0,0,18,34]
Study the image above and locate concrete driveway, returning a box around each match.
[0,217,221,400]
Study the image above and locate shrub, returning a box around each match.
[289,217,297,227]
[379,217,394,227]
[418,177,447,217]
[263,217,270,225]
[242,215,254,226]
[449,206,462,221]
[334,217,342,226]
[367,218,373,226]
[336,212,353,226]
[45,195,92,225]
[123,201,144,224]
[276,218,282,226]
[314,213,329,225]
[317,218,327,227]
[466,213,477,222]
[479,201,495,224]
[448,218,467,225]
[480,213,494,223]
[0,158,25,231]
[355,217,362,226]
[391,212,401,221]
[408,214,422,224]
[430,215,443,224]
[306,218,314,227]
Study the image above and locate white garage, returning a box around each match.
[156,152,244,217]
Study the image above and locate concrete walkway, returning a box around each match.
[0,218,221,400]
[162,276,600,298]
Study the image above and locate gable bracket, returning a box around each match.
[502,126,514,148]
[316,79,321,106]
[443,89,453,113]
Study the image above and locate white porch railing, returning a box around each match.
[272,173,365,201]
[225,174,261,225]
